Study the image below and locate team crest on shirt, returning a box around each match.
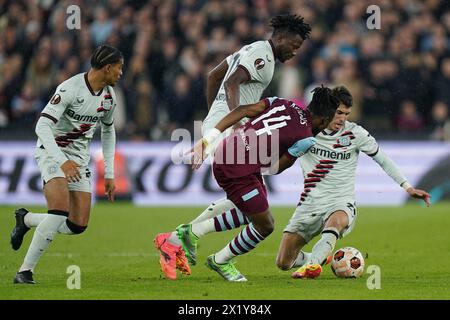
[254,58,265,70]
[97,94,113,112]
[50,94,61,105]
[337,136,351,147]
[333,131,355,149]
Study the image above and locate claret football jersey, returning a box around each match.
[215,97,313,178]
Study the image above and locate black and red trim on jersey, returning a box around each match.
[367,147,379,157]
[298,159,337,205]
[101,120,114,126]
[268,39,277,60]
[84,73,103,96]
[40,113,58,124]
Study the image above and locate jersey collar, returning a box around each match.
[268,39,277,61]
[84,73,103,96]
[321,128,339,136]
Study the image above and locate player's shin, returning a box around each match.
[191,207,250,238]
[215,223,265,263]
[19,213,67,272]
[189,198,236,224]
[308,227,339,265]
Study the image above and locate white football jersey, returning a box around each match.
[37,73,116,166]
[203,40,276,134]
[298,121,379,207]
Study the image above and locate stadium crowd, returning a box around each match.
[1,0,450,140]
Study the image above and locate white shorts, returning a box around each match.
[35,147,92,193]
[283,201,357,243]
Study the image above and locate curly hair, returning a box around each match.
[308,85,340,120]
[270,14,311,40]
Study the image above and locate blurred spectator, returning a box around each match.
[1,0,450,141]
[166,73,196,133]
[90,6,114,46]
[430,101,450,140]
[435,57,450,107]
[395,100,425,133]
[10,81,42,127]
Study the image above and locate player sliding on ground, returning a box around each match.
[275,86,431,279]
[9,45,122,284]
[155,86,339,281]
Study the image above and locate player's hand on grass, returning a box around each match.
[406,187,431,207]
[105,178,115,202]
[61,160,81,183]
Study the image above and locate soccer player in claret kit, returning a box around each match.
[275,86,431,279]
[154,13,312,278]
[155,86,339,281]
[10,45,123,284]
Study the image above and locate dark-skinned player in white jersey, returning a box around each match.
[155,13,313,280]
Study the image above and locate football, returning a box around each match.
[331,247,365,278]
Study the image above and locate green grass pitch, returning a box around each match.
[1,202,449,300]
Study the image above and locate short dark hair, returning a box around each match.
[270,14,311,40]
[308,85,340,120]
[332,86,353,107]
[91,45,123,69]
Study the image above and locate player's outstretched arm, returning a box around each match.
[371,148,431,206]
[190,100,267,169]
[265,137,316,175]
[207,59,228,110]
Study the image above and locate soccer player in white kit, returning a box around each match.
[10,45,123,284]
[275,86,431,279]
[154,14,312,280]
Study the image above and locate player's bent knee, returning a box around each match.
[276,256,292,271]
[66,219,87,234]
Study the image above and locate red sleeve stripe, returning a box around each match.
[40,113,58,124]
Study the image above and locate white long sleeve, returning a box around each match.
[371,148,409,186]
[101,121,116,179]
[35,116,68,165]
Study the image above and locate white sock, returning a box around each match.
[292,251,311,268]
[308,228,339,265]
[214,246,235,264]
[57,219,75,235]
[19,214,66,272]
[191,219,216,238]
[190,198,236,224]
[168,231,182,246]
[24,213,48,228]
